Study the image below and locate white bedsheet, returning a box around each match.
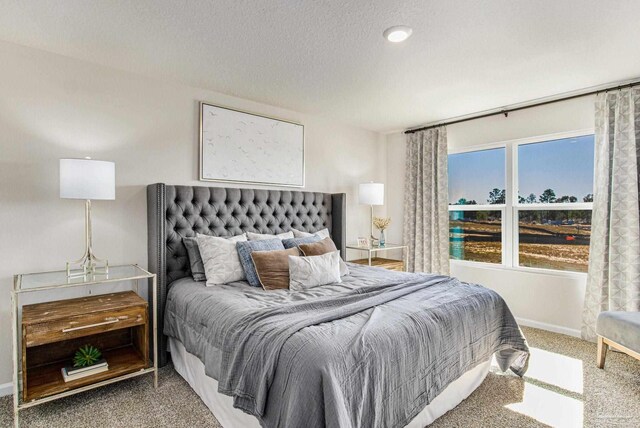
[169,337,490,428]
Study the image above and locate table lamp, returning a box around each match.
[359,182,384,244]
[60,158,115,277]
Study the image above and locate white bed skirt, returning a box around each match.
[169,338,490,428]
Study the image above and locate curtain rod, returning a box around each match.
[404,79,640,134]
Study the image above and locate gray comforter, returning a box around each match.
[164,264,529,428]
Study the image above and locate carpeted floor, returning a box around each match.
[1,327,639,427]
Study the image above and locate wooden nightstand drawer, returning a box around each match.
[22,291,148,347]
[24,306,146,347]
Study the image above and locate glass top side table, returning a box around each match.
[11,264,157,428]
[15,264,153,293]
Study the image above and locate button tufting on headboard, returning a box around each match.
[147,183,346,368]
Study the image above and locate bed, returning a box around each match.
[147,183,529,428]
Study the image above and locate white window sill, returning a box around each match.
[449,259,588,280]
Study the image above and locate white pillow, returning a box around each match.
[196,233,247,286]
[292,228,331,239]
[247,231,295,241]
[288,251,342,291]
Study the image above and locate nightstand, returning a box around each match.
[346,243,409,272]
[11,265,157,428]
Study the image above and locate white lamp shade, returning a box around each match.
[60,158,116,200]
[359,182,384,205]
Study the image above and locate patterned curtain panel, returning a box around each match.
[402,127,450,274]
[582,88,640,342]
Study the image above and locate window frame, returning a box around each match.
[448,129,594,277]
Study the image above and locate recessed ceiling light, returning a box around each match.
[383,25,413,43]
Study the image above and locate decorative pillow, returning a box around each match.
[292,228,331,239]
[282,235,322,249]
[196,233,247,286]
[247,231,295,241]
[298,237,350,277]
[288,251,342,291]
[183,237,206,281]
[251,247,300,290]
[236,238,286,287]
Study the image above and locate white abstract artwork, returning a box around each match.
[200,103,304,187]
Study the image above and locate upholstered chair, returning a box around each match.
[596,311,640,368]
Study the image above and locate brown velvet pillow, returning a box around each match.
[299,237,350,276]
[251,247,300,290]
[298,236,338,256]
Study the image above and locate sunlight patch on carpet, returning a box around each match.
[525,347,583,394]
[505,382,583,427]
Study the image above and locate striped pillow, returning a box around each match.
[236,238,286,287]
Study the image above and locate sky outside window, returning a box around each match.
[448,148,505,204]
[518,135,594,203]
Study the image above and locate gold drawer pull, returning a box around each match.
[62,319,119,333]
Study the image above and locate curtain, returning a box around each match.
[402,127,450,274]
[582,88,640,342]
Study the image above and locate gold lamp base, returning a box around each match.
[369,204,380,246]
[66,200,109,278]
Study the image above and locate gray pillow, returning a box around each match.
[183,237,206,281]
[281,235,322,249]
[236,238,286,287]
[288,251,342,291]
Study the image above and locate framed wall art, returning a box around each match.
[199,102,305,187]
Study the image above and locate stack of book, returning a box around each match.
[61,359,109,382]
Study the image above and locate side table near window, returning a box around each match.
[11,265,157,428]
[347,243,409,272]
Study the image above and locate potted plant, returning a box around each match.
[62,344,108,382]
[73,345,103,368]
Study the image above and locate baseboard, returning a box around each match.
[0,382,12,398]
[516,317,581,338]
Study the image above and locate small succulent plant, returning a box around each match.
[73,345,102,368]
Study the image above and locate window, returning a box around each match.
[448,148,505,264]
[448,133,594,273]
[518,210,591,272]
[450,210,502,264]
[518,136,594,205]
[449,148,505,205]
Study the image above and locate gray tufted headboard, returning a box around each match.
[147,183,346,367]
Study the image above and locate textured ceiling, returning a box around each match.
[1,0,639,132]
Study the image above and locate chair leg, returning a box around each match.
[597,336,608,369]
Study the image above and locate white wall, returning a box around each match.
[0,37,597,393]
[0,40,386,389]
[386,96,595,337]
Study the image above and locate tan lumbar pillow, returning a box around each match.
[251,247,301,290]
[298,237,350,276]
